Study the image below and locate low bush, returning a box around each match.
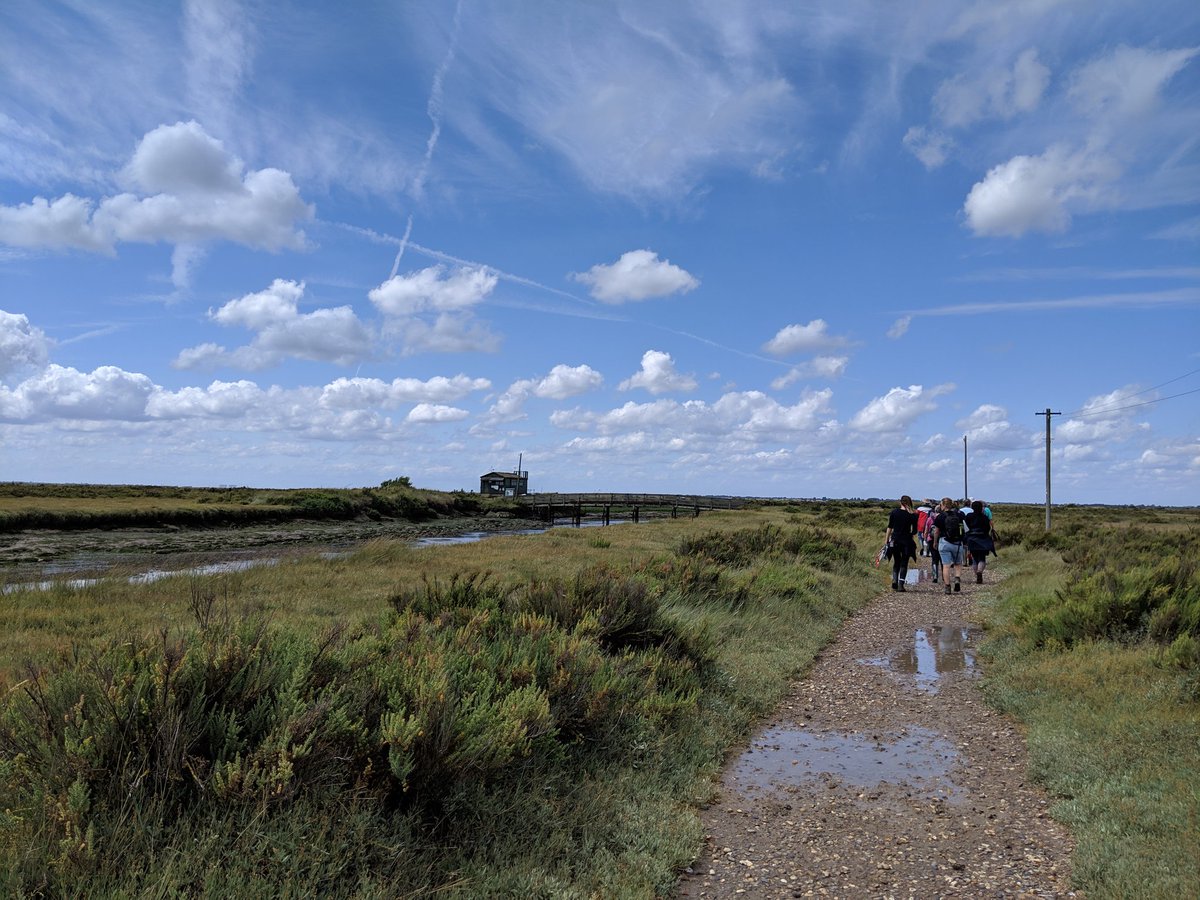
[1014,528,1200,653]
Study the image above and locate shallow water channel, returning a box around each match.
[1,519,623,594]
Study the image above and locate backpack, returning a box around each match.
[942,510,964,543]
[919,510,935,542]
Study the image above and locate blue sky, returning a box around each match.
[1,1,1198,505]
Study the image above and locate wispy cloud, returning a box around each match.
[906,287,1200,317]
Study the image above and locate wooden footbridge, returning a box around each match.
[518,493,747,526]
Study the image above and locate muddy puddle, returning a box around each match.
[731,724,964,802]
[861,625,980,693]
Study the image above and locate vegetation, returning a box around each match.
[977,507,1200,898]
[0,504,881,897]
[0,480,526,532]
[1,493,1196,896]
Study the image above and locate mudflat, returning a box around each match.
[0,514,535,581]
[677,574,1076,898]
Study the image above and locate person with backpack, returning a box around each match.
[933,496,966,594]
[964,499,996,584]
[885,495,919,591]
[921,504,942,583]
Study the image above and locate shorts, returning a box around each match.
[938,538,966,566]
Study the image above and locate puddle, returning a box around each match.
[731,724,964,801]
[862,626,979,692]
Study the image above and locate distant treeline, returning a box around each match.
[0,482,527,532]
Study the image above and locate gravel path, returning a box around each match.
[676,571,1077,898]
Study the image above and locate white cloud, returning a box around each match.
[443,5,802,199]
[0,364,154,422]
[174,279,374,370]
[483,364,602,424]
[552,389,833,440]
[146,380,264,418]
[319,374,491,410]
[887,316,912,339]
[572,250,699,304]
[532,364,603,400]
[212,278,303,329]
[849,384,952,433]
[395,314,500,356]
[762,319,849,356]
[406,403,469,424]
[934,48,1050,129]
[955,404,1034,450]
[1069,45,1199,122]
[369,265,498,316]
[902,126,953,170]
[963,145,1119,237]
[123,119,242,195]
[0,310,51,379]
[770,356,849,390]
[0,122,312,254]
[0,195,110,253]
[618,350,698,395]
[1058,385,1148,445]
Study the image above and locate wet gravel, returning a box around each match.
[676,572,1077,898]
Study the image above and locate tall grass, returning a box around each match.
[978,512,1200,898]
[0,509,882,896]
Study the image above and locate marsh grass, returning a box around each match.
[0,481,515,532]
[0,506,884,897]
[977,513,1200,898]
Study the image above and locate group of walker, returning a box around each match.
[883,495,997,593]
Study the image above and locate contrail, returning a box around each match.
[323,219,782,366]
[388,214,414,280]
[412,0,464,202]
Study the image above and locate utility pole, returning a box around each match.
[1035,408,1061,531]
[963,435,968,505]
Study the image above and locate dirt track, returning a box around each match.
[676,571,1077,898]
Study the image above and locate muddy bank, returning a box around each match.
[0,513,542,582]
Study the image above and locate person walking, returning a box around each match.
[885,495,919,592]
[933,497,966,594]
[964,499,996,584]
[919,499,942,583]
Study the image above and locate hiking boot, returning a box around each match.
[944,583,951,594]
[897,583,906,592]
[976,572,983,584]
[953,580,961,592]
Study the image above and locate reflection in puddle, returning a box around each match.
[862,626,979,692]
[731,724,963,801]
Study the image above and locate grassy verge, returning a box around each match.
[976,513,1200,898]
[0,505,884,897]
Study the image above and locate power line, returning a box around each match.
[1064,368,1200,418]
[1071,386,1200,419]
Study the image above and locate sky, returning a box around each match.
[1,1,1198,506]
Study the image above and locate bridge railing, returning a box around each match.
[520,493,746,510]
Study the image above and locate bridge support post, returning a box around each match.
[693,505,700,518]
[574,501,581,527]
[633,506,639,524]
[603,504,610,526]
